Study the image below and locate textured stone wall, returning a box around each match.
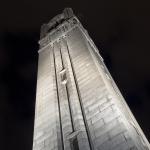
[65,26,149,150]
[33,46,62,150]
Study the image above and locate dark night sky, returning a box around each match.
[0,0,150,150]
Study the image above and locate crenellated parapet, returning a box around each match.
[39,8,75,47]
[39,17,79,49]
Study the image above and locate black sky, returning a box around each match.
[0,0,150,150]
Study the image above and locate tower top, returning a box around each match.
[40,8,74,39]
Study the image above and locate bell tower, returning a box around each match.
[32,8,150,150]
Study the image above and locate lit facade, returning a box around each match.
[32,8,150,150]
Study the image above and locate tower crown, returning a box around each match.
[40,8,74,39]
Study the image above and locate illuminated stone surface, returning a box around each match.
[32,8,150,150]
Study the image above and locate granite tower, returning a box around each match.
[32,8,150,150]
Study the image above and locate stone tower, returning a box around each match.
[32,8,150,150]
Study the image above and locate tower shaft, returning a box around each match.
[33,8,150,150]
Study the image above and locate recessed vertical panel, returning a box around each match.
[60,38,91,150]
[53,41,73,150]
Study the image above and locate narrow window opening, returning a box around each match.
[60,69,67,84]
[70,137,79,150]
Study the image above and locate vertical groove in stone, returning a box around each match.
[59,42,75,132]
[52,44,64,150]
[54,41,73,150]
